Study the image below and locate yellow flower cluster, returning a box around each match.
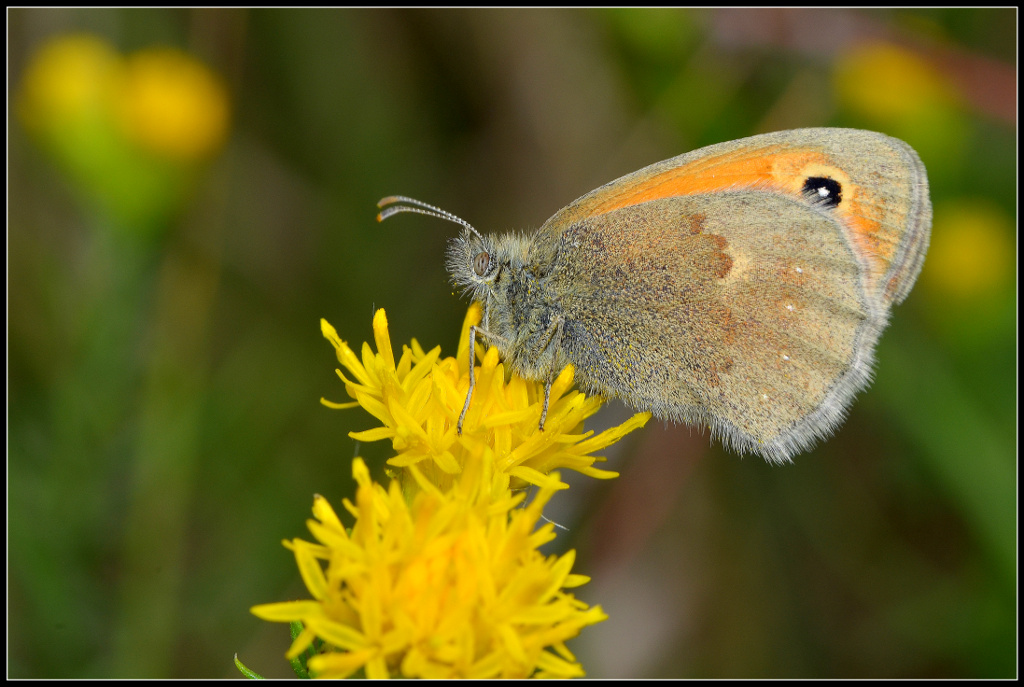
[252,305,650,678]
[17,34,230,231]
[326,306,646,493]
[20,34,230,163]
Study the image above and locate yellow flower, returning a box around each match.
[17,34,123,135]
[320,304,650,494]
[251,307,650,677]
[19,35,229,163]
[922,199,1013,300]
[252,458,607,678]
[833,42,959,124]
[17,34,231,232]
[117,47,230,162]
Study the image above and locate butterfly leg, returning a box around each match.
[457,322,508,435]
[539,378,553,430]
[536,315,566,432]
[457,324,479,435]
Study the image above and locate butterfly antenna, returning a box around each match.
[377,196,484,242]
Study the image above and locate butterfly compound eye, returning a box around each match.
[473,252,490,276]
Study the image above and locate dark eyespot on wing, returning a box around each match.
[802,176,842,209]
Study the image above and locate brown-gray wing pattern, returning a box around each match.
[544,193,876,462]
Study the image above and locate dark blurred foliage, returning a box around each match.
[8,8,1016,678]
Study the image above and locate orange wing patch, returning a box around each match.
[553,145,894,293]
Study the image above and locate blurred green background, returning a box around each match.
[8,8,1016,678]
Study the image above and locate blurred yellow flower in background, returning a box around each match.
[923,199,1014,300]
[118,47,230,162]
[833,42,959,123]
[17,34,123,136]
[16,33,230,232]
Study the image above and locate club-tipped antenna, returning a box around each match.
[377,196,484,242]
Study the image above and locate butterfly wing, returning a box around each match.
[541,128,930,307]
[533,129,930,462]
